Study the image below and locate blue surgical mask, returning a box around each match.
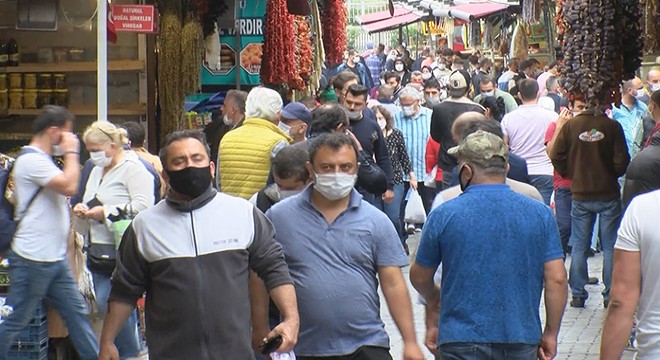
[482,91,495,97]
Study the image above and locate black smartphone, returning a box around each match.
[260,335,283,355]
[86,197,103,208]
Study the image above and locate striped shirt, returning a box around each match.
[365,54,384,84]
[395,106,432,181]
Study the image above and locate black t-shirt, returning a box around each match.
[430,98,485,171]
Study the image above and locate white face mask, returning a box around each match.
[438,64,446,70]
[314,172,357,201]
[402,105,416,117]
[90,150,112,168]
[377,119,387,129]
[439,89,448,100]
[223,114,233,125]
[353,56,361,64]
[636,89,646,99]
[347,109,363,121]
[482,91,495,97]
[651,83,660,92]
[278,121,291,134]
[395,64,404,72]
[278,186,301,200]
[425,96,440,106]
[422,73,432,80]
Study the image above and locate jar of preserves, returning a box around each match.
[53,74,66,89]
[38,73,52,89]
[0,74,6,90]
[8,74,21,89]
[23,89,38,109]
[52,89,68,106]
[9,89,22,109]
[23,73,37,89]
[37,89,52,108]
[0,89,7,110]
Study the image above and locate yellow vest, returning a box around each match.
[218,118,292,199]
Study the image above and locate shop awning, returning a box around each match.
[356,6,411,25]
[362,12,422,34]
[427,2,510,21]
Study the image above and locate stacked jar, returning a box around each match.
[0,74,7,110]
[52,73,67,106]
[23,73,37,109]
[8,73,22,110]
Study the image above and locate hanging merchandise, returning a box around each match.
[483,20,493,49]
[192,0,229,38]
[320,0,348,66]
[309,0,326,94]
[181,13,204,94]
[291,16,313,91]
[260,0,296,86]
[560,0,642,108]
[509,20,528,60]
[469,21,481,48]
[158,0,184,138]
[642,0,660,53]
[522,0,539,24]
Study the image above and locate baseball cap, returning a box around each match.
[448,130,508,167]
[448,69,470,96]
[281,102,312,124]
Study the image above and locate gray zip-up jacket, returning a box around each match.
[109,186,293,360]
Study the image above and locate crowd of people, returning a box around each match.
[1,43,660,360]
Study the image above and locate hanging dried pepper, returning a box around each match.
[261,0,296,86]
[321,0,347,66]
[290,15,313,91]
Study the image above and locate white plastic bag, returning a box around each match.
[404,189,427,224]
[424,166,437,188]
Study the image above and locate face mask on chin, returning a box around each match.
[313,172,357,201]
[166,165,212,199]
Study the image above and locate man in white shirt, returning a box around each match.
[0,106,98,359]
[601,189,660,359]
[501,79,558,205]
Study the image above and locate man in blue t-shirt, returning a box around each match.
[410,130,567,359]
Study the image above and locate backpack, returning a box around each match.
[0,148,41,253]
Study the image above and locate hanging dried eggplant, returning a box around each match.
[158,0,184,139]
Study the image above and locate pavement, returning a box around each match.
[380,234,636,360]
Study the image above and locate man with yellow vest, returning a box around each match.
[218,87,293,199]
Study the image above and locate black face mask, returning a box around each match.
[166,166,212,199]
[458,164,473,192]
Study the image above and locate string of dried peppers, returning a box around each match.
[291,16,313,91]
[260,0,297,86]
[320,0,348,66]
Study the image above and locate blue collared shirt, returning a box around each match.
[365,54,384,83]
[394,106,432,181]
[612,100,649,157]
[265,186,408,356]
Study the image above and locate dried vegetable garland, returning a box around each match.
[559,0,642,108]
[158,0,184,138]
[642,0,660,53]
[181,13,204,94]
[291,16,313,91]
[261,0,297,86]
[522,0,539,24]
[483,20,493,49]
[310,0,326,94]
[320,0,347,65]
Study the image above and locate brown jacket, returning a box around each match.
[549,112,630,201]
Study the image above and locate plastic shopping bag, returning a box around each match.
[404,189,427,224]
[424,166,437,188]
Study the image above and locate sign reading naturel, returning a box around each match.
[112,5,155,33]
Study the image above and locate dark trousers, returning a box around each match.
[297,346,392,360]
[439,343,537,360]
[554,187,572,256]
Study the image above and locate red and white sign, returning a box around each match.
[111,5,155,33]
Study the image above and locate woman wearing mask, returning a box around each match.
[73,121,155,359]
[393,58,411,87]
[421,66,434,82]
[372,105,414,251]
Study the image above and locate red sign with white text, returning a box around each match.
[112,5,155,33]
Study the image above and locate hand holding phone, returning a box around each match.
[260,335,283,355]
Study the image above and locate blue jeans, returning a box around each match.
[439,343,538,360]
[92,272,141,359]
[374,183,405,241]
[569,198,622,301]
[554,187,572,255]
[529,175,553,206]
[0,251,98,360]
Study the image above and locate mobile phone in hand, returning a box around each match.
[260,335,283,355]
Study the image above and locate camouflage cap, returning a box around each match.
[448,130,509,167]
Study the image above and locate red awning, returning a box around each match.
[362,12,422,34]
[356,6,411,25]
[447,2,509,21]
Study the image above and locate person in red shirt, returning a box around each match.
[425,138,444,190]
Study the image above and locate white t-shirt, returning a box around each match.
[501,104,558,176]
[12,146,69,262]
[616,190,660,359]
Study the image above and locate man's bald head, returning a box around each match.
[451,112,488,143]
[623,77,643,92]
[648,70,660,89]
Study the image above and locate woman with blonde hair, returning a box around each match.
[73,121,154,359]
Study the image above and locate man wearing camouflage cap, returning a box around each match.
[411,130,568,360]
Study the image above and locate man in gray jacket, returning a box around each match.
[98,130,299,360]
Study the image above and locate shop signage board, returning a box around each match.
[111,5,156,33]
[202,0,266,86]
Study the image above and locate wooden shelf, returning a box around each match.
[0,60,145,73]
[7,103,146,116]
